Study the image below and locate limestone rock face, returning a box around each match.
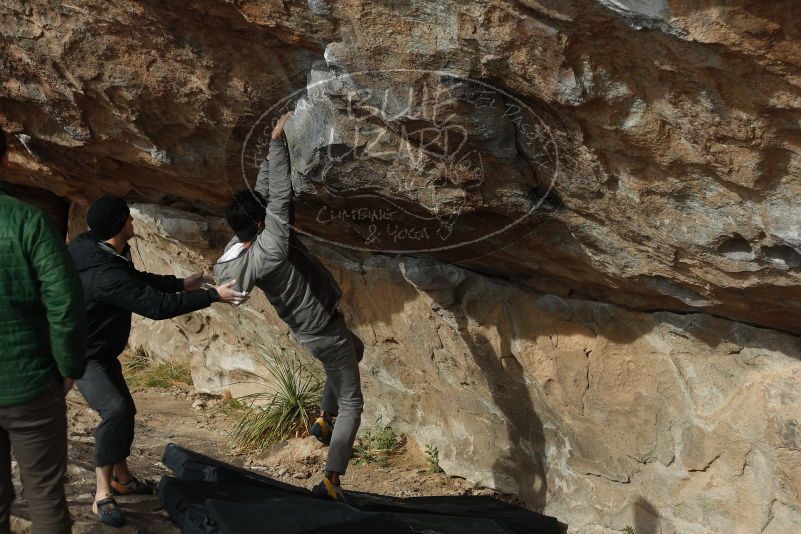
[4,1,801,532]
[2,0,801,331]
[124,204,801,533]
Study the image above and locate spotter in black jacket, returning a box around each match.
[68,231,219,362]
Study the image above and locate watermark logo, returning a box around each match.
[225,69,561,261]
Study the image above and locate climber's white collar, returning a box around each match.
[217,241,248,263]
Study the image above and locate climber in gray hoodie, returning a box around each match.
[213,112,363,503]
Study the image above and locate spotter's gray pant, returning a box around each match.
[75,359,136,468]
[295,312,363,475]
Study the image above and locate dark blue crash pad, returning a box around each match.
[157,444,565,534]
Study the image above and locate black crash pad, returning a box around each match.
[157,444,565,534]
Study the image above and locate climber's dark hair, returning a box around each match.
[224,190,266,242]
[0,129,6,158]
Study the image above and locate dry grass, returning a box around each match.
[121,346,193,390]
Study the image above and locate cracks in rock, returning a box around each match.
[581,346,591,416]
[737,446,755,477]
[687,452,722,473]
[366,313,378,346]
[582,467,634,484]
[548,327,559,349]
[663,352,695,429]
[760,498,778,533]
[625,451,658,467]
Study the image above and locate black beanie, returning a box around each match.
[87,195,130,240]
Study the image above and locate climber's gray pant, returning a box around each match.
[294,312,363,475]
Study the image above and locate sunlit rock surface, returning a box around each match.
[122,204,801,533]
[5,1,801,531]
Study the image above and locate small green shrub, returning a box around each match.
[623,527,635,534]
[353,426,401,467]
[232,352,323,451]
[425,444,444,473]
[215,395,247,416]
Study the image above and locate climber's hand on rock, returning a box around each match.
[215,279,249,305]
[271,111,292,140]
[184,271,214,291]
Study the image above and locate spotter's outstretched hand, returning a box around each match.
[184,271,214,291]
[215,280,249,305]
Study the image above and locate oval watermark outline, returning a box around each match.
[233,68,560,255]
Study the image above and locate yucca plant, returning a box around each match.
[232,350,323,452]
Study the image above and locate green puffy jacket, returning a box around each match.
[0,186,87,406]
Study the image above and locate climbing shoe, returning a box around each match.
[111,475,153,496]
[312,478,348,503]
[94,496,125,527]
[310,415,334,445]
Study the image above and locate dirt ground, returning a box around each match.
[8,384,505,533]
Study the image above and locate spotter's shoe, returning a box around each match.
[94,497,125,528]
[312,478,348,504]
[310,415,334,445]
[111,475,153,496]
